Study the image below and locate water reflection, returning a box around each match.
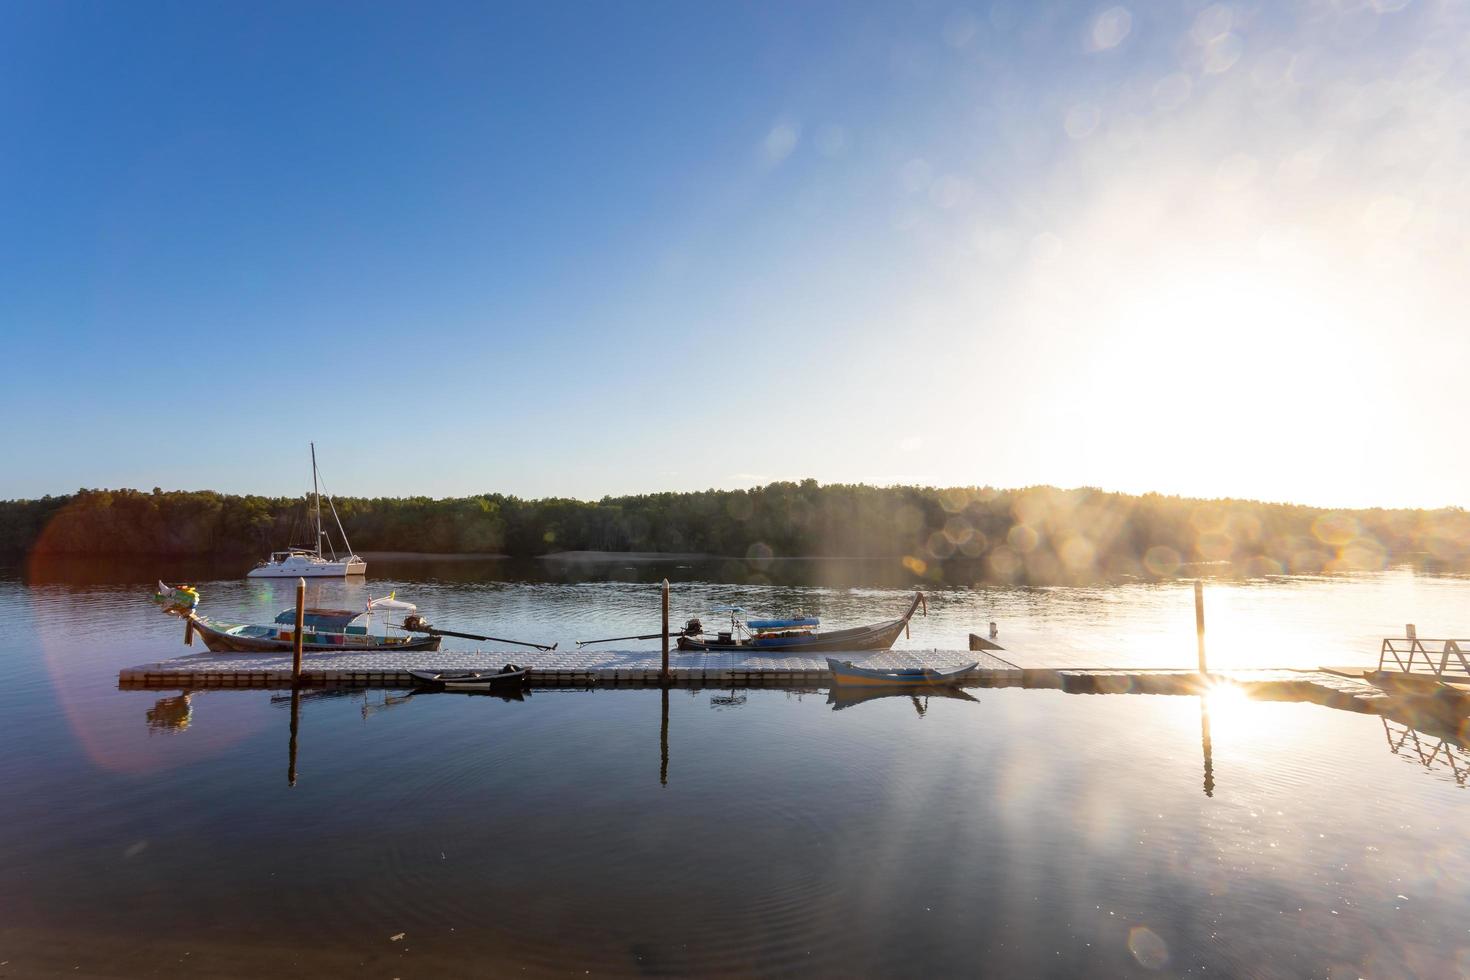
[826,685,980,715]
[145,692,194,733]
[287,684,299,787]
[136,677,1470,805]
[1382,717,1469,788]
[1200,696,1215,798]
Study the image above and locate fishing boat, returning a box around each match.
[164,589,441,653]
[826,657,977,687]
[674,592,927,654]
[248,443,366,578]
[409,665,528,690]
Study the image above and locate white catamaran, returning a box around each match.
[247,444,367,578]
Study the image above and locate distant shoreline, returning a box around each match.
[537,550,716,562]
[361,551,508,561]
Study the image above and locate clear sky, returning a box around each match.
[3,1,1465,508]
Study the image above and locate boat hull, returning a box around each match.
[826,657,978,687]
[676,592,925,654]
[677,618,908,653]
[410,669,527,690]
[247,558,367,578]
[189,616,440,653]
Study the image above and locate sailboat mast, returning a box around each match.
[311,442,322,558]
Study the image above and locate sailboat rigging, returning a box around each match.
[246,443,367,578]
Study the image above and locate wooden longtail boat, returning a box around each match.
[187,613,442,653]
[168,590,442,654]
[675,592,927,654]
[826,657,977,687]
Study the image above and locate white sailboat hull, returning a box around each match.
[247,556,367,578]
[247,443,366,580]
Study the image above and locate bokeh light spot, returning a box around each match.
[1128,925,1169,970]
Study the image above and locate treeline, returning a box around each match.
[4,482,1469,580]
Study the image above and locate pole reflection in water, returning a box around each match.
[1200,695,1215,798]
[288,684,300,788]
[660,685,669,787]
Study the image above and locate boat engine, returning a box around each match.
[683,618,703,636]
[402,613,429,632]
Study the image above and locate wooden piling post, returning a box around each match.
[1194,579,1207,674]
[293,577,306,681]
[661,578,670,681]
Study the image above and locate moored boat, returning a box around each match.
[826,657,977,687]
[409,665,528,690]
[675,592,927,654]
[159,587,442,653]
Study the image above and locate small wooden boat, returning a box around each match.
[826,657,977,687]
[675,592,927,654]
[409,665,528,690]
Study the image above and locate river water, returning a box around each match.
[2,557,1467,976]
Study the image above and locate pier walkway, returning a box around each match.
[120,647,1019,688]
[113,648,1448,721]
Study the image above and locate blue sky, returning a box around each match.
[3,1,1465,507]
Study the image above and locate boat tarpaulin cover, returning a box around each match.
[274,608,361,632]
[747,617,820,630]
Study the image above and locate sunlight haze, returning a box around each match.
[3,1,1464,508]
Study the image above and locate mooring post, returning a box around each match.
[293,577,306,681]
[1194,579,1207,675]
[661,578,670,681]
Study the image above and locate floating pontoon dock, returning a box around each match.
[114,647,1470,723]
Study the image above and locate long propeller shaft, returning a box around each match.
[576,630,685,648]
[399,624,557,652]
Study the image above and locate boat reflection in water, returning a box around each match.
[145,693,196,733]
[826,684,979,716]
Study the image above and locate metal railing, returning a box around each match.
[1377,636,1470,680]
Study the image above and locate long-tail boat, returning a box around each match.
[155,584,441,653]
[674,591,927,654]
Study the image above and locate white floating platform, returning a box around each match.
[119,647,1022,689]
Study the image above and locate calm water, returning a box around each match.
[3,558,1469,976]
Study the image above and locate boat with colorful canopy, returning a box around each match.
[155,586,441,653]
